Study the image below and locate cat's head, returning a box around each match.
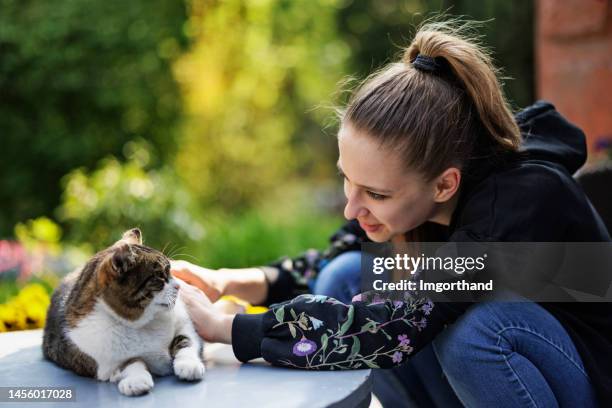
[93,228,179,324]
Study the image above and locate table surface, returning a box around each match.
[0,330,371,408]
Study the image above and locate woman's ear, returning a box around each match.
[433,167,461,203]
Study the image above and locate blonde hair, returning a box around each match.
[343,19,522,181]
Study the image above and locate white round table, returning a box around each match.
[0,329,371,408]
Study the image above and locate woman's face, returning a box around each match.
[337,123,440,242]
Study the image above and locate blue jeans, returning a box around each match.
[311,251,598,407]
[309,251,362,302]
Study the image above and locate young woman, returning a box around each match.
[172,22,612,407]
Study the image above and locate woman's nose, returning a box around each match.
[344,193,368,220]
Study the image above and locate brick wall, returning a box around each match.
[536,0,612,162]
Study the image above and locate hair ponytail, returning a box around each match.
[343,19,522,180]
[403,22,521,153]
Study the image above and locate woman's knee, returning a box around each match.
[433,301,590,382]
[432,302,498,373]
[432,301,596,406]
[312,251,361,301]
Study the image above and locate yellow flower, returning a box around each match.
[18,283,50,306]
[0,283,50,331]
[0,302,27,331]
[24,302,47,328]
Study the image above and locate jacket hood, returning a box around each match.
[515,100,587,174]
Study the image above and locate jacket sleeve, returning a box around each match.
[232,293,471,370]
[261,220,368,306]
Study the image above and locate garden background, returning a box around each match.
[0,0,536,330]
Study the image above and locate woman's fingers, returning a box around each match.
[178,280,234,344]
[170,260,222,302]
[178,282,221,342]
[179,281,212,306]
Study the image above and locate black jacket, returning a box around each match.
[231,101,612,404]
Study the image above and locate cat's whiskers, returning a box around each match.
[169,253,200,263]
[161,242,172,257]
[165,243,180,258]
[168,245,188,259]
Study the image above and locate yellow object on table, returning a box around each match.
[218,295,268,314]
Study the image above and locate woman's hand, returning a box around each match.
[172,260,270,306]
[171,260,226,302]
[178,281,234,344]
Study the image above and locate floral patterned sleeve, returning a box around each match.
[261,220,368,305]
[231,293,471,370]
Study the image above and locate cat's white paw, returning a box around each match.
[118,372,154,396]
[173,356,205,381]
[109,368,122,383]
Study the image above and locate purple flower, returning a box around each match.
[392,351,403,364]
[397,334,410,347]
[393,300,404,309]
[370,294,385,305]
[397,334,413,353]
[292,337,317,357]
[421,300,434,315]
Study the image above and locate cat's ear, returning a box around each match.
[98,244,135,287]
[120,228,142,245]
[111,243,136,273]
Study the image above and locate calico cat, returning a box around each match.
[42,228,205,396]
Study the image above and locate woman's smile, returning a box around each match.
[358,220,382,233]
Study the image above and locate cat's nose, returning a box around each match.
[171,281,180,291]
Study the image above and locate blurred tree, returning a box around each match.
[173,0,350,211]
[56,139,204,252]
[337,0,534,109]
[0,0,535,256]
[449,0,534,108]
[0,0,189,237]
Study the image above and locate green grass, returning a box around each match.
[182,209,344,269]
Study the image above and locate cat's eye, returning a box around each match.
[148,277,164,291]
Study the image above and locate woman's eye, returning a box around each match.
[367,191,388,201]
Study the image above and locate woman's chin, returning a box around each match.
[365,229,391,243]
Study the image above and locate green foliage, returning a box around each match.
[57,141,204,252]
[448,0,534,108]
[0,280,19,305]
[1,0,536,271]
[174,0,350,210]
[0,0,189,237]
[14,217,62,250]
[190,207,343,269]
[337,0,534,108]
[55,142,342,266]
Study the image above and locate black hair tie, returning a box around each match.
[412,54,442,73]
